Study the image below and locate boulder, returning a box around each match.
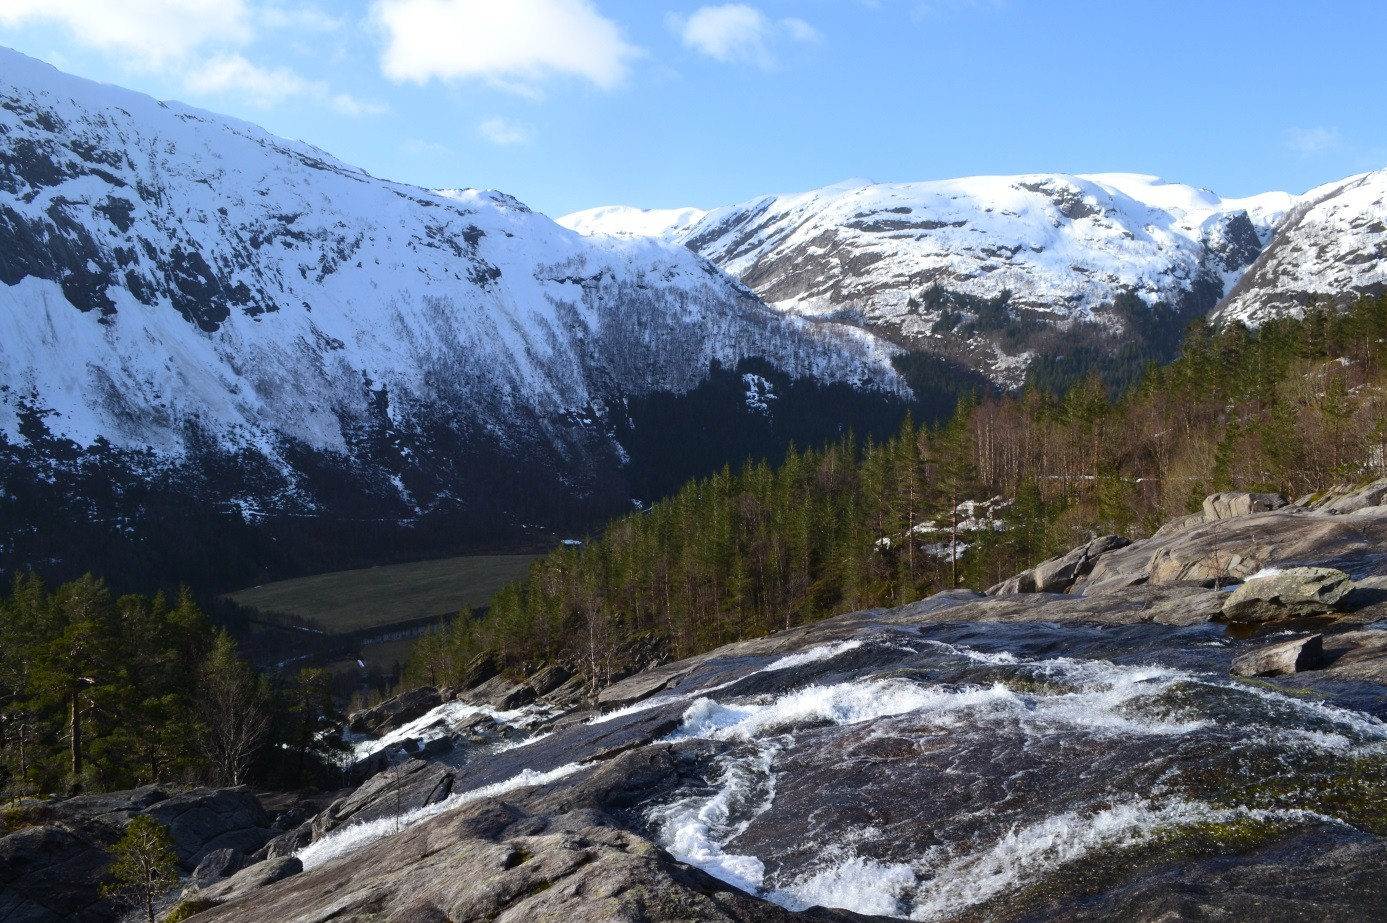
[1202,492,1288,522]
[195,856,302,903]
[258,823,313,861]
[989,535,1130,595]
[143,786,274,869]
[458,651,501,690]
[1221,567,1354,623]
[1323,479,1387,515]
[189,847,248,890]
[312,759,457,839]
[1232,634,1324,677]
[347,686,443,736]
[528,664,573,697]
[461,676,537,710]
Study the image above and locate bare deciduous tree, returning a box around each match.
[196,631,268,786]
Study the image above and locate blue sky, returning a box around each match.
[3,1,1385,218]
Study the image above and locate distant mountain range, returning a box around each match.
[0,48,905,589]
[563,169,1387,387]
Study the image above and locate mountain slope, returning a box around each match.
[0,49,905,588]
[1215,169,1387,325]
[563,174,1295,386]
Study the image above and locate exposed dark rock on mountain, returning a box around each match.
[1216,169,1387,326]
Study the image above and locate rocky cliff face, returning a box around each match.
[0,48,904,587]
[151,486,1387,922]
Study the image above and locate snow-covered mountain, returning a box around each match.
[0,48,903,586]
[562,174,1298,384]
[1215,169,1387,325]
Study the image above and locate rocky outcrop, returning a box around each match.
[1203,492,1288,521]
[0,786,274,922]
[192,748,877,923]
[192,856,303,905]
[1302,479,1387,515]
[312,759,457,840]
[1221,568,1354,622]
[460,675,538,711]
[1232,634,1326,676]
[988,535,1130,595]
[348,686,443,735]
[1073,500,1387,596]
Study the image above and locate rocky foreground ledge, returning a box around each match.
[9,484,1387,922]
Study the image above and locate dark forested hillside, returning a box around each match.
[0,576,343,798]
[407,295,1387,688]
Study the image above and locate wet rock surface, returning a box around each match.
[1231,633,1325,676]
[43,495,1387,922]
[1221,567,1354,622]
[348,685,443,735]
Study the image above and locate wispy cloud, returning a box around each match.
[0,1,376,115]
[479,117,532,146]
[187,54,386,116]
[403,138,452,156]
[373,0,642,93]
[1287,126,1342,157]
[0,0,253,68]
[670,4,821,68]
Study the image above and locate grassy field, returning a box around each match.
[227,554,541,634]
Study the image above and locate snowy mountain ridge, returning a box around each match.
[561,169,1386,384]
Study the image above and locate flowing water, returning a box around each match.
[305,618,1387,920]
[640,622,1387,920]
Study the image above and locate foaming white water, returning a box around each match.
[647,746,779,893]
[908,799,1210,919]
[672,664,1209,745]
[775,854,917,916]
[928,639,1387,748]
[762,639,866,672]
[588,639,869,725]
[675,680,1012,741]
[350,699,560,761]
[296,762,584,870]
[907,802,1342,921]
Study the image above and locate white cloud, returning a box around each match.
[780,17,823,44]
[187,54,386,116]
[373,0,641,92]
[330,94,389,118]
[479,117,531,146]
[0,0,253,67]
[671,5,820,68]
[403,138,452,156]
[258,2,344,32]
[187,54,311,106]
[1287,126,1342,157]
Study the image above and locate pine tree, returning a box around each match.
[102,815,179,923]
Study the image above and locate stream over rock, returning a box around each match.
[191,500,1387,922]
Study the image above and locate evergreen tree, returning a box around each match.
[102,815,179,923]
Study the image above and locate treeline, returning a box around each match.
[0,575,344,798]
[407,294,1387,688]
